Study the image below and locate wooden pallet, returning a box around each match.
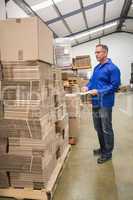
[0,145,71,200]
[0,187,47,200]
[46,145,71,200]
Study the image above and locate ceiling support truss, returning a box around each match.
[117,0,132,31]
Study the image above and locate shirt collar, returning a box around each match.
[105,58,112,64]
[96,58,112,68]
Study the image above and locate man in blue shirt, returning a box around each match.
[84,44,121,164]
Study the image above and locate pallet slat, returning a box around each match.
[0,188,47,200]
[46,145,71,199]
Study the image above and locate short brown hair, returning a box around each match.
[96,44,108,53]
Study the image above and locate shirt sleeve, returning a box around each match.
[98,67,121,95]
[86,77,92,90]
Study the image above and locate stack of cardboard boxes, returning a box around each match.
[73,55,91,69]
[61,72,81,144]
[62,72,81,93]
[0,17,69,189]
[65,94,80,144]
[54,38,72,68]
[53,68,69,156]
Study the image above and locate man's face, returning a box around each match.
[95,46,107,63]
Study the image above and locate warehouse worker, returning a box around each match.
[83,44,121,164]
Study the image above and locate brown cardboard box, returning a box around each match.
[0,17,53,64]
[69,117,80,138]
[55,114,68,134]
[0,138,7,154]
[65,94,80,118]
[73,55,91,69]
[0,172,9,188]
[0,100,3,119]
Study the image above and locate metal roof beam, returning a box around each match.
[52,0,72,34]
[126,16,133,19]
[5,0,10,3]
[79,0,88,29]
[122,30,133,34]
[117,0,132,31]
[51,0,79,44]
[103,0,107,35]
[103,1,106,23]
[47,0,113,25]
[12,0,35,16]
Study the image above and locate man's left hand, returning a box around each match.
[89,89,98,96]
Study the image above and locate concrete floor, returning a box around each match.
[53,92,133,200]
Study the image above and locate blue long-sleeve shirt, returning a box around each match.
[86,58,121,108]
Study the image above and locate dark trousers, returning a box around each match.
[92,107,114,157]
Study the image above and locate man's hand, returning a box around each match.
[89,89,98,96]
[81,86,88,93]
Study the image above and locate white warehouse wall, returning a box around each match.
[0,0,6,19]
[72,32,133,86]
[6,0,29,18]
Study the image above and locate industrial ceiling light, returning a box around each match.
[70,21,118,41]
[31,0,64,11]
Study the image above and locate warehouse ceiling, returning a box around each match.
[12,0,133,46]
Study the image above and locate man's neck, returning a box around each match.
[100,58,108,64]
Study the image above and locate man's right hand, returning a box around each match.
[81,86,88,93]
